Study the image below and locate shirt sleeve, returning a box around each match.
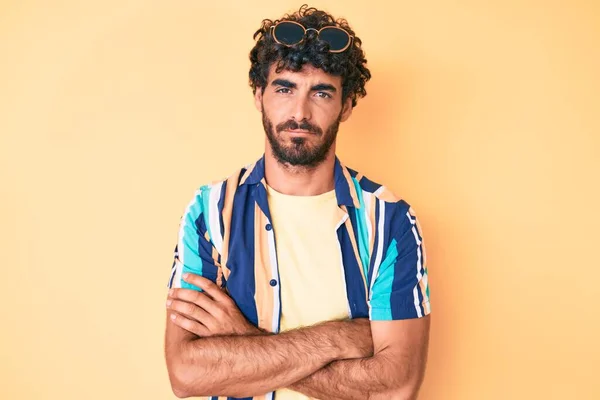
[167,188,223,291]
[369,203,431,320]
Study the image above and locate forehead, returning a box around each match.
[267,63,342,87]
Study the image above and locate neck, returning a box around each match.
[264,146,336,196]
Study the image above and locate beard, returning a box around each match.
[262,102,342,168]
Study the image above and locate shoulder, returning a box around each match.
[345,165,412,213]
[346,165,424,240]
[184,160,258,214]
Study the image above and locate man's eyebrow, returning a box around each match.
[311,83,337,92]
[271,79,296,88]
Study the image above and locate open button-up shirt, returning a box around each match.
[167,155,430,400]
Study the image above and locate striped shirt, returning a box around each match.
[168,155,430,400]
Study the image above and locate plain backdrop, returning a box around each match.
[1,1,599,399]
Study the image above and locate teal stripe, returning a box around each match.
[180,191,205,292]
[370,307,393,320]
[425,268,430,298]
[369,238,399,320]
[200,184,213,243]
[351,177,370,281]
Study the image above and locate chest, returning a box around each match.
[223,196,371,330]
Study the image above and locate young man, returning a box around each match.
[164,5,431,400]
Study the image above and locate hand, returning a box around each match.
[166,273,263,337]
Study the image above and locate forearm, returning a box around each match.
[290,352,419,400]
[171,320,363,398]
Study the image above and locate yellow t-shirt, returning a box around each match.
[266,184,350,400]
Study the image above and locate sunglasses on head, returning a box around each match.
[270,21,354,53]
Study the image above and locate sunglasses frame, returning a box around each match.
[270,21,354,53]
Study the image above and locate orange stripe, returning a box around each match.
[220,173,241,281]
[341,206,368,295]
[204,230,219,265]
[239,161,257,185]
[419,278,430,314]
[419,279,429,309]
[213,249,224,287]
[203,230,224,288]
[254,203,274,332]
[368,194,377,258]
[377,186,400,202]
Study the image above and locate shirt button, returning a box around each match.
[269,279,277,287]
[265,224,272,231]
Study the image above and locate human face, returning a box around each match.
[255,63,353,167]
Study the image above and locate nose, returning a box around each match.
[291,95,312,122]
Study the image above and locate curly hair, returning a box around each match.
[249,4,371,108]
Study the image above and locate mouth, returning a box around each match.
[282,130,314,135]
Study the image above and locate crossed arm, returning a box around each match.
[164,273,430,399]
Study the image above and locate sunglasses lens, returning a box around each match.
[273,22,305,46]
[318,27,351,51]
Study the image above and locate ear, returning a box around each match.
[254,87,264,112]
[339,96,353,122]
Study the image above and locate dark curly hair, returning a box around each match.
[249,4,371,108]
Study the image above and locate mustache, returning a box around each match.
[276,119,322,135]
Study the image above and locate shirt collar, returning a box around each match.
[240,155,361,209]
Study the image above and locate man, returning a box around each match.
[164,5,431,400]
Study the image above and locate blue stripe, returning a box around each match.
[218,180,227,240]
[390,202,422,319]
[356,174,381,193]
[338,225,369,319]
[333,159,356,207]
[168,245,178,288]
[225,184,259,325]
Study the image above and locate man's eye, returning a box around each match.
[316,92,332,98]
[276,88,291,94]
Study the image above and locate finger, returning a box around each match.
[169,312,210,337]
[182,273,231,303]
[167,299,216,328]
[169,288,204,302]
[170,289,222,316]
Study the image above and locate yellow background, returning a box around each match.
[1,0,599,399]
